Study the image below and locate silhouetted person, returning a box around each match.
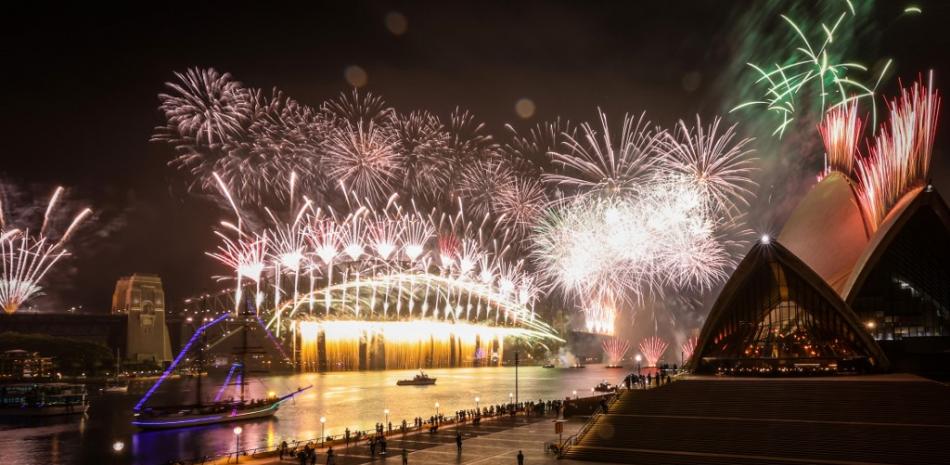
[456,431,463,454]
[370,437,377,456]
[326,447,335,465]
[279,441,288,460]
[402,448,409,465]
[517,450,524,465]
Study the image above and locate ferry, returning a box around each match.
[0,383,89,416]
[397,371,437,386]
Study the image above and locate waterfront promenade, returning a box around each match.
[211,413,595,465]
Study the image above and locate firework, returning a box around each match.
[602,338,630,365]
[324,121,404,203]
[583,293,618,336]
[731,4,892,136]
[639,336,668,367]
[818,100,863,177]
[0,186,91,314]
[545,110,662,196]
[681,337,697,362]
[202,180,561,370]
[456,159,517,219]
[661,116,757,217]
[853,74,940,228]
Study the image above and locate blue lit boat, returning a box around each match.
[132,311,310,430]
[132,386,309,429]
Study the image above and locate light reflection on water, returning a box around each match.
[0,365,628,465]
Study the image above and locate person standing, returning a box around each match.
[326,447,335,465]
[401,448,409,465]
[456,431,463,454]
[517,450,524,465]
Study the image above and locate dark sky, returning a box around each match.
[2,1,948,313]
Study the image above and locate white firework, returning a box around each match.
[324,121,404,203]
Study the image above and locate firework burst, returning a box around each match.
[545,110,662,197]
[639,336,668,367]
[603,338,631,365]
[0,186,91,314]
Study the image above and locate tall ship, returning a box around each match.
[0,383,89,416]
[132,309,309,430]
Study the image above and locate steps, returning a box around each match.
[564,377,950,465]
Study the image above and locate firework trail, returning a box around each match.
[0,186,92,314]
[639,336,668,367]
[730,2,892,137]
[661,116,757,217]
[818,101,863,177]
[532,113,755,313]
[681,337,697,362]
[545,110,662,197]
[602,338,631,365]
[324,121,404,204]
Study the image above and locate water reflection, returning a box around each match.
[0,365,625,465]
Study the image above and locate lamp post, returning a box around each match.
[112,440,124,465]
[233,426,243,464]
[435,401,440,423]
[635,354,642,375]
[508,392,513,405]
[572,390,577,400]
[384,408,390,433]
[320,416,326,447]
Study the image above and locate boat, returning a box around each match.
[605,364,624,369]
[132,309,310,430]
[571,363,586,369]
[132,387,310,429]
[397,371,437,386]
[593,381,617,393]
[0,383,89,416]
[103,349,129,393]
[542,363,555,368]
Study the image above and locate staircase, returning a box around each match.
[562,376,950,465]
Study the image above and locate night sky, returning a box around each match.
[2,1,949,313]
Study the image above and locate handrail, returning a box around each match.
[168,400,560,464]
[558,373,683,458]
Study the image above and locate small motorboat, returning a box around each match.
[542,363,555,368]
[397,371,437,386]
[593,381,617,393]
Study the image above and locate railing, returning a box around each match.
[168,401,558,464]
[557,370,685,458]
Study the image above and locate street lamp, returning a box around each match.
[572,390,577,400]
[320,416,326,447]
[384,408,390,432]
[112,441,124,453]
[233,426,243,464]
[509,392,513,405]
[635,354,642,375]
[475,396,480,411]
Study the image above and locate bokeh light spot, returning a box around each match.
[515,98,536,119]
[344,66,368,88]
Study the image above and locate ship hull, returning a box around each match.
[0,403,89,417]
[133,403,280,429]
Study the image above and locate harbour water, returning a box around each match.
[0,364,628,465]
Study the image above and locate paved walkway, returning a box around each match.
[229,415,609,465]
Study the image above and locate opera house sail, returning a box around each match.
[692,241,888,374]
[843,186,950,343]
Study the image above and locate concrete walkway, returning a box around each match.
[228,414,611,465]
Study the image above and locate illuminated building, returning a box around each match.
[691,174,950,374]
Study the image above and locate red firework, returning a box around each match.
[602,338,631,365]
[639,336,668,367]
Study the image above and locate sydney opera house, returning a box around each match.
[691,171,950,375]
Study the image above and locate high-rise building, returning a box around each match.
[112,273,172,363]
